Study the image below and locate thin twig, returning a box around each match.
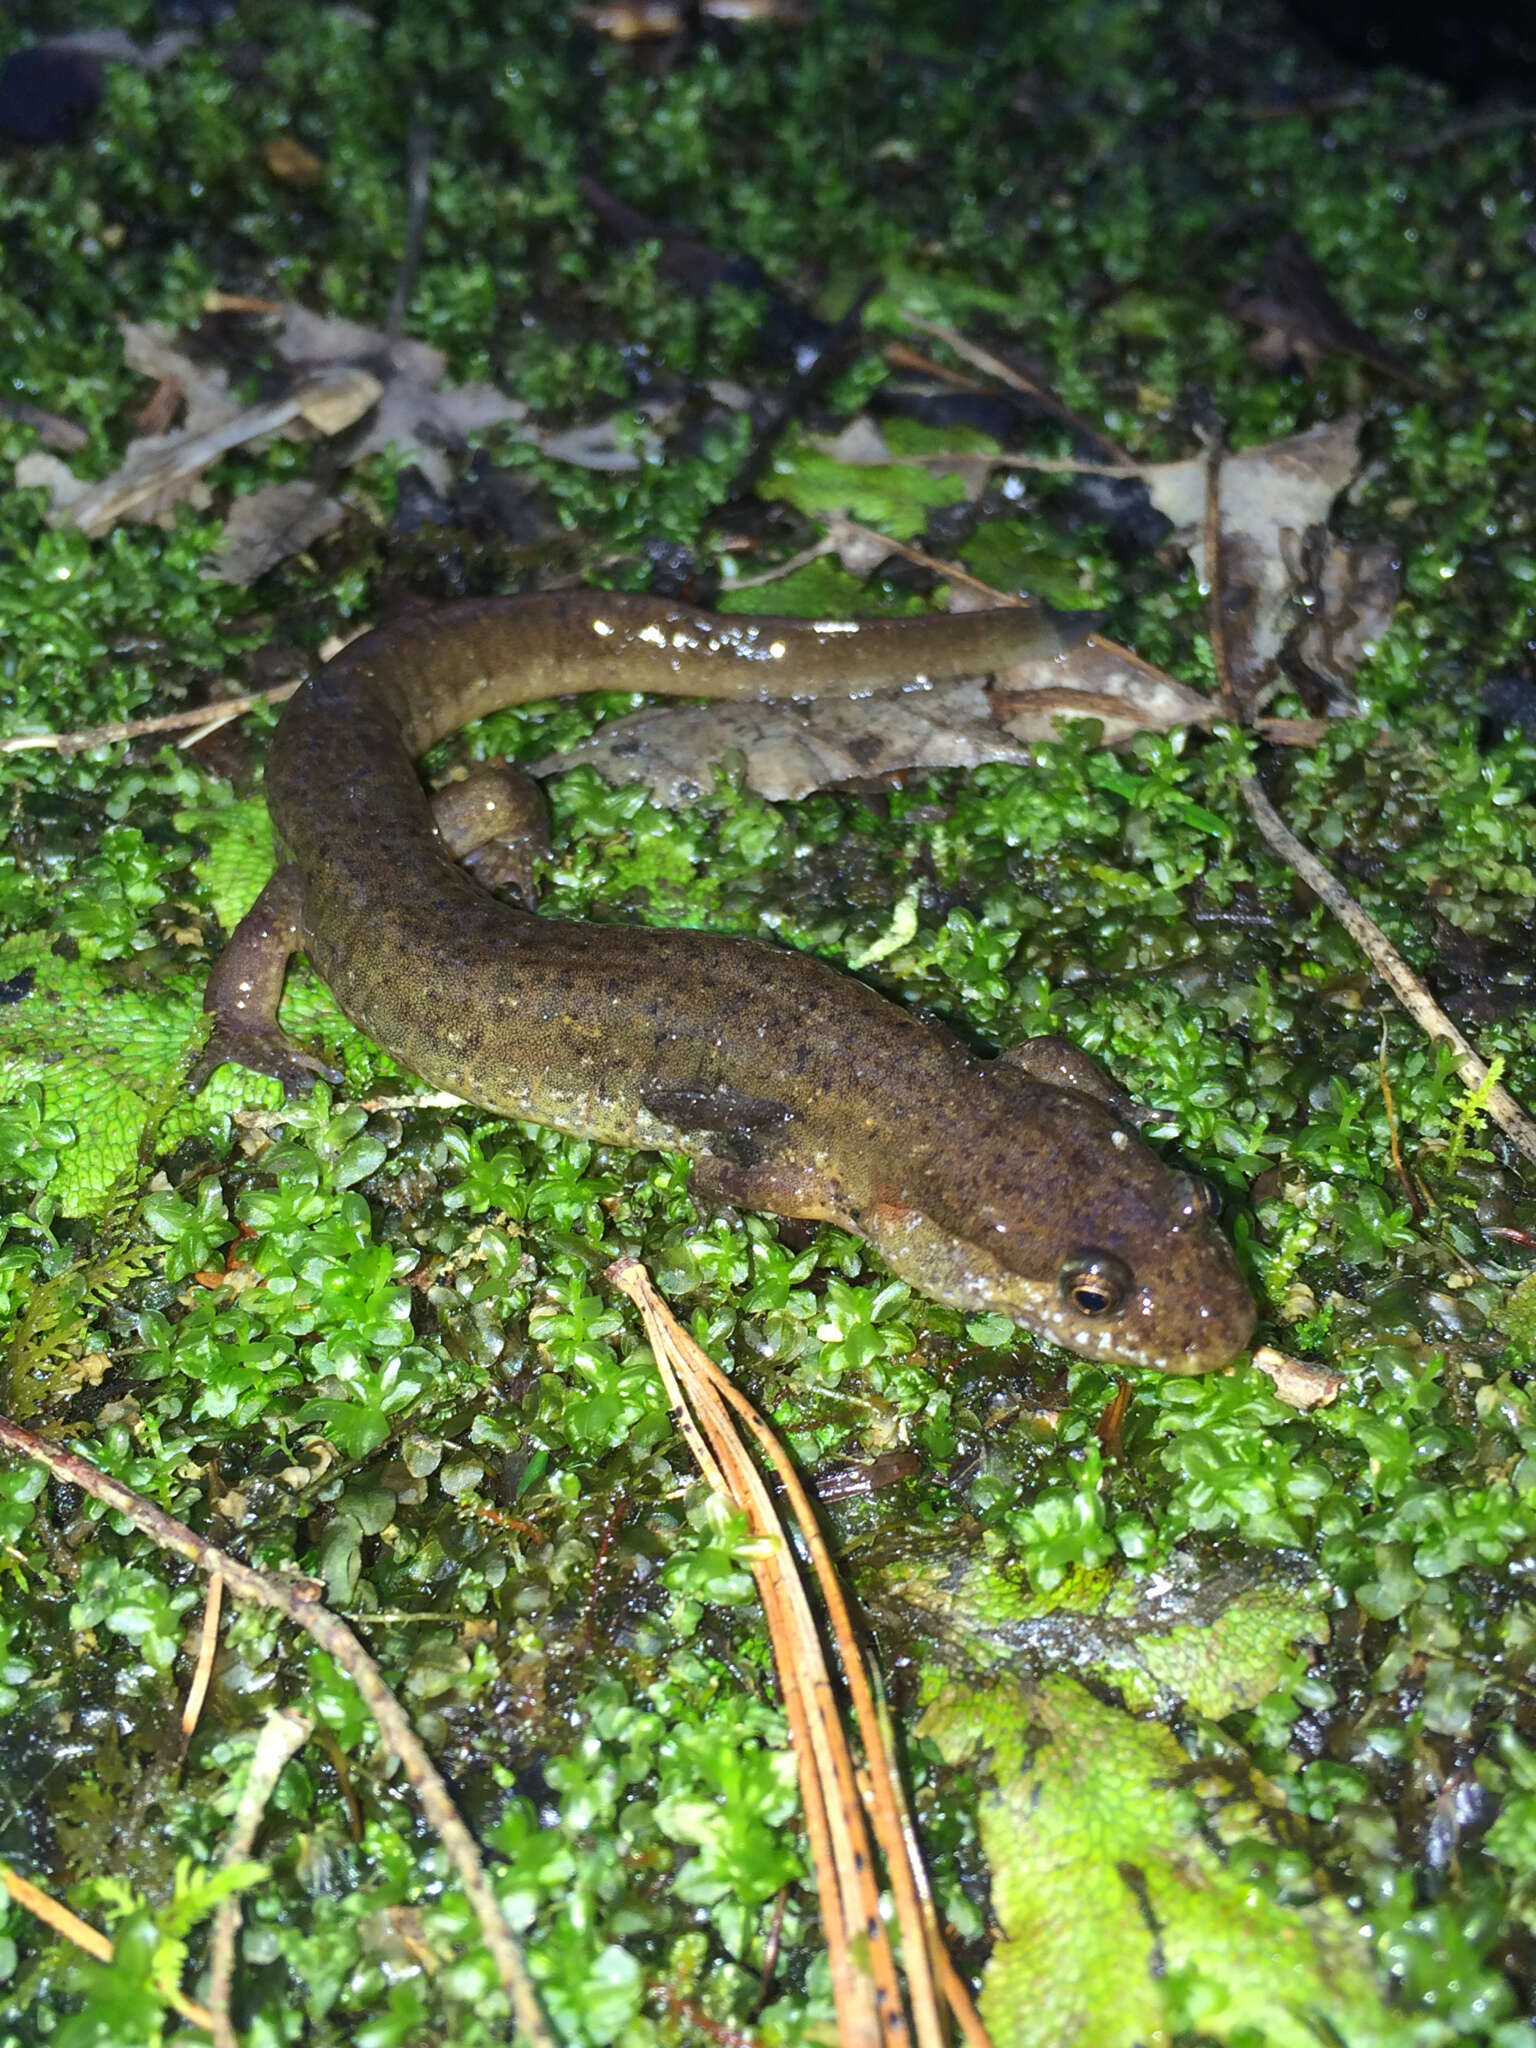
[207,1707,312,2048]
[718,537,838,591]
[387,125,437,338]
[1377,1019,1424,1217]
[858,448,1142,479]
[0,1411,552,2048]
[0,682,300,757]
[0,1860,215,2034]
[832,517,1029,607]
[1238,778,1536,1167]
[317,1725,365,1842]
[1400,103,1536,159]
[879,338,991,389]
[754,1886,789,2009]
[1196,432,1536,1164]
[1200,427,1242,722]
[895,313,1136,467]
[177,704,248,751]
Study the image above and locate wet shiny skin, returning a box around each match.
[207,591,1255,1373]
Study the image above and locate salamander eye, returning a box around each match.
[1172,1174,1221,1223]
[1060,1251,1132,1319]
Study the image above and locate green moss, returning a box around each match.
[924,1673,1407,2048]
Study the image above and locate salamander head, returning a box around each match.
[865,1074,1256,1375]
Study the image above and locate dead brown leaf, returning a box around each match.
[121,319,241,436]
[9,295,531,581]
[1285,533,1402,710]
[525,630,1214,805]
[26,366,378,540]
[991,634,1215,744]
[207,481,347,584]
[528,676,1022,803]
[273,304,525,493]
[1144,416,1367,709]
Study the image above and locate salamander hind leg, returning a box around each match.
[191,864,342,1094]
[432,765,550,910]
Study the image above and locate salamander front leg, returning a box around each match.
[191,865,342,1093]
[432,766,550,909]
[687,1152,852,1229]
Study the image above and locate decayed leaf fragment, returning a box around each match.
[121,318,244,436]
[1144,415,1373,708]
[529,674,1024,803]
[18,334,379,542]
[260,134,323,185]
[1252,1345,1346,1410]
[207,481,347,584]
[272,303,526,492]
[10,302,532,577]
[526,641,1215,806]
[1285,528,1402,710]
[530,521,1214,804]
[987,627,1215,745]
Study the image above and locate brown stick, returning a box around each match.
[895,313,1137,467]
[1190,427,1536,1166]
[1238,776,1536,1166]
[0,682,301,757]
[867,448,1142,479]
[1201,430,1242,723]
[0,1411,551,2048]
[0,1860,215,2033]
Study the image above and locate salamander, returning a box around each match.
[197,591,1255,1373]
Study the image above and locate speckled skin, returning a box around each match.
[212,591,1254,1373]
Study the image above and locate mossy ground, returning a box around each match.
[3,1,1536,2042]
